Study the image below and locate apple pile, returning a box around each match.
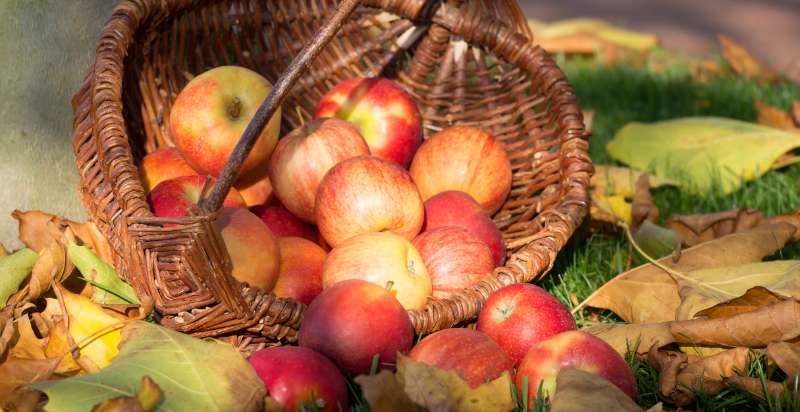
[141,65,633,410]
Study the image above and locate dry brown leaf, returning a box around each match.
[584,323,674,356]
[793,102,800,126]
[0,357,59,401]
[695,286,786,319]
[755,99,800,132]
[725,376,786,402]
[91,376,162,412]
[631,174,658,233]
[718,35,777,82]
[9,313,48,360]
[396,354,515,412]
[582,222,796,323]
[670,299,800,348]
[0,242,7,257]
[665,208,764,247]
[646,347,693,406]
[676,347,753,394]
[12,210,113,265]
[355,370,417,412]
[0,306,14,358]
[550,368,643,412]
[767,342,800,378]
[11,241,69,307]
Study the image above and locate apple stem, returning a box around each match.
[384,280,394,291]
[227,97,242,120]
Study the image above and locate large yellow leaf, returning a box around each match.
[528,18,658,53]
[606,117,800,193]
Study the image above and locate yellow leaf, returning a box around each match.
[10,313,48,360]
[592,166,678,198]
[591,195,632,225]
[396,354,515,412]
[355,370,417,412]
[530,18,658,52]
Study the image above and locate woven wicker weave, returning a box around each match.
[72,0,592,347]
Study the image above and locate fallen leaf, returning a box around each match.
[0,357,59,401]
[718,35,777,82]
[583,222,796,323]
[529,18,658,61]
[606,117,800,193]
[31,321,266,412]
[696,286,786,319]
[13,210,114,265]
[633,221,681,262]
[0,307,14,358]
[0,242,7,257]
[0,248,38,306]
[9,313,48,360]
[584,322,674,356]
[355,370,418,412]
[631,174,658,232]
[675,261,800,320]
[670,299,800,347]
[91,376,162,412]
[767,342,800,378]
[396,354,515,412]
[17,241,69,305]
[68,244,138,305]
[591,195,631,225]
[676,347,753,394]
[550,368,642,412]
[665,208,765,247]
[725,376,786,402]
[755,99,800,132]
[793,102,800,126]
[592,166,678,198]
[646,347,693,406]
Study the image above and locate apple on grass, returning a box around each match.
[148,175,245,218]
[516,331,637,403]
[477,283,576,364]
[314,77,422,167]
[409,328,514,388]
[170,65,281,178]
[273,237,326,305]
[139,147,197,192]
[251,204,320,244]
[248,346,348,412]
[410,126,512,215]
[315,155,424,247]
[322,231,431,310]
[412,227,494,298]
[215,208,280,290]
[298,279,414,376]
[268,117,369,222]
[423,191,506,266]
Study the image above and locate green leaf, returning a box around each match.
[633,221,681,262]
[30,321,265,412]
[0,248,38,306]
[606,117,800,194]
[68,243,138,304]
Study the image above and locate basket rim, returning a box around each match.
[72,0,593,339]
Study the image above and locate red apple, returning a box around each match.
[235,172,275,207]
[215,208,280,290]
[248,346,348,412]
[298,279,414,376]
[409,328,514,388]
[477,284,576,364]
[273,237,326,305]
[268,118,369,222]
[412,227,494,298]
[516,331,637,403]
[315,156,424,247]
[314,78,422,167]
[148,175,245,218]
[322,231,431,310]
[251,205,319,244]
[140,147,198,192]
[170,65,281,178]
[410,126,512,215]
[424,191,506,265]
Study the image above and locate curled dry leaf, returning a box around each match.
[91,376,163,412]
[766,342,800,378]
[755,99,800,133]
[718,35,777,82]
[631,174,658,233]
[13,210,113,266]
[584,322,674,357]
[670,299,800,348]
[582,222,796,323]
[396,354,515,412]
[646,347,692,406]
[354,370,418,412]
[695,286,786,319]
[550,368,643,412]
[0,357,59,401]
[676,347,753,395]
[9,313,48,361]
[14,241,69,306]
[665,208,764,247]
[725,376,786,402]
[0,306,14,358]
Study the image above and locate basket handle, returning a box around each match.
[199,0,363,213]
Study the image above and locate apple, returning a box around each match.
[412,227,494,298]
[268,118,369,222]
[316,156,424,247]
[410,126,512,215]
[322,231,431,310]
[235,172,275,207]
[423,191,506,265]
[139,147,198,192]
[273,237,326,305]
[477,284,576,364]
[298,279,414,376]
[251,205,319,244]
[409,328,514,388]
[170,65,281,178]
[516,331,637,403]
[215,208,280,290]
[248,346,348,412]
[314,77,422,167]
[148,175,245,218]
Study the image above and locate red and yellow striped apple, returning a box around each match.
[139,147,197,192]
[235,172,275,207]
[412,227,494,298]
[314,78,422,167]
[148,175,245,218]
[273,237,326,305]
[251,205,320,244]
[215,208,280,290]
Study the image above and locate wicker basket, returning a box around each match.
[72,0,592,348]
